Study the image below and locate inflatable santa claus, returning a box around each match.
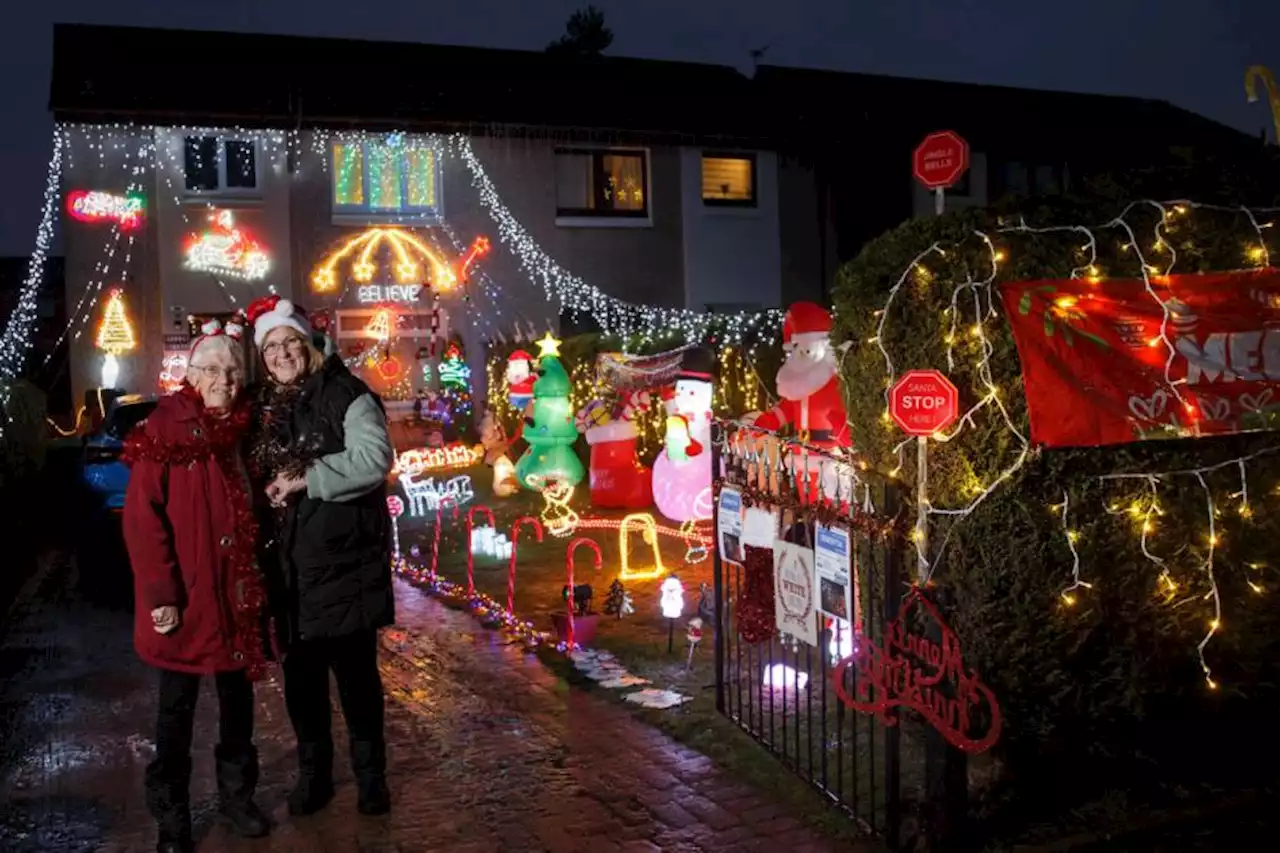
[752,302,852,452]
[506,350,537,410]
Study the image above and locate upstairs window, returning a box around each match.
[554,149,648,219]
[701,154,756,206]
[183,136,259,195]
[331,137,441,221]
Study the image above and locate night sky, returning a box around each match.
[1,0,1275,256]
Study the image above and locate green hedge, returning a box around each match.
[831,180,1280,818]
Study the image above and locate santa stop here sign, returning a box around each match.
[889,370,959,436]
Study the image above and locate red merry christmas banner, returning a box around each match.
[999,269,1280,448]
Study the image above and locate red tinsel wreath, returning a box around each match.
[737,544,777,644]
[122,387,269,681]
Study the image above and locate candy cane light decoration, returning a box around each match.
[466,505,496,595]
[565,537,603,650]
[429,497,459,584]
[508,516,544,613]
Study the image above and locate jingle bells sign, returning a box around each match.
[833,588,1002,754]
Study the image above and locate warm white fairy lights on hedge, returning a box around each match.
[868,198,1278,689]
[0,128,63,402]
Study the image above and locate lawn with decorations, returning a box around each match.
[390,464,716,703]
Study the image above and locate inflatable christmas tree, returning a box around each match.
[515,333,585,489]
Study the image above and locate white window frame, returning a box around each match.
[329,138,444,225]
[554,147,653,229]
[181,134,262,198]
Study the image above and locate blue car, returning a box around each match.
[80,394,157,514]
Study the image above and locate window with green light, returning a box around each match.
[330,138,440,218]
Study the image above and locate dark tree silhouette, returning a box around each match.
[545,5,613,56]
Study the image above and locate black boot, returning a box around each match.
[287,740,335,816]
[214,744,269,837]
[351,740,390,815]
[145,754,193,853]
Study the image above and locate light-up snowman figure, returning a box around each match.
[652,348,715,523]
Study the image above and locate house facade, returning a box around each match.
[50,25,806,413]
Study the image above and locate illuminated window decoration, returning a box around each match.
[331,137,441,217]
[95,288,136,389]
[183,209,271,280]
[515,336,585,489]
[659,576,685,620]
[311,227,461,294]
[401,472,474,517]
[67,190,145,230]
[395,442,482,476]
[158,351,189,394]
[652,375,715,523]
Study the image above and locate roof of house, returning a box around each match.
[753,65,1257,155]
[49,24,768,145]
[50,24,1257,155]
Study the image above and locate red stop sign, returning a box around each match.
[890,370,959,436]
[913,131,970,190]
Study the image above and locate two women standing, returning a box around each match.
[122,297,395,853]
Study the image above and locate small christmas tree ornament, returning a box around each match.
[604,579,634,618]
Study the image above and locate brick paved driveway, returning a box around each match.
[0,550,842,852]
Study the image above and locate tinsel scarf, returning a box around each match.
[737,544,777,644]
[246,381,325,534]
[122,386,269,681]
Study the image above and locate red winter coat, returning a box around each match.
[122,387,268,678]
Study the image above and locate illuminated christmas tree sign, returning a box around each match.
[67,190,145,230]
[95,288,137,389]
[183,209,271,280]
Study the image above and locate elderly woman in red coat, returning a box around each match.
[122,319,271,853]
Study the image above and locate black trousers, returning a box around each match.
[145,668,256,832]
[282,629,386,775]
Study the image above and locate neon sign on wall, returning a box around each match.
[183,209,271,280]
[357,284,423,304]
[67,190,145,231]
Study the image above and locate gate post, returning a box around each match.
[711,420,726,715]
[923,585,969,847]
[882,482,903,849]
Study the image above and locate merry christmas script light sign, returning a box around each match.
[833,588,1001,754]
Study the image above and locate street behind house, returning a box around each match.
[0,545,841,853]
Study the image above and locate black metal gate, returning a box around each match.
[711,422,922,848]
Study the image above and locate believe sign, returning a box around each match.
[890,370,959,436]
[913,131,970,190]
[357,284,423,304]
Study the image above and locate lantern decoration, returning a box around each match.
[95,288,136,389]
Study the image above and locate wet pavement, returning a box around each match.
[0,547,842,853]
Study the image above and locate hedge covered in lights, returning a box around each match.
[830,175,1280,815]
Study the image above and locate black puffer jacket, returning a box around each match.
[279,356,394,641]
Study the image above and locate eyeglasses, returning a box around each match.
[188,364,243,381]
[262,338,306,358]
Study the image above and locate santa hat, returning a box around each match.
[782,301,834,346]
[676,347,716,383]
[189,315,245,361]
[508,349,534,365]
[246,295,312,348]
